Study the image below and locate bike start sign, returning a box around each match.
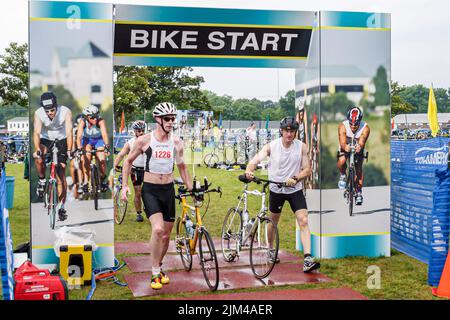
[113,5,316,69]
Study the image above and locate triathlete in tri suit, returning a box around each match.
[33,91,73,221]
[69,114,84,199]
[121,102,193,290]
[114,120,146,222]
[245,117,320,273]
[76,105,110,193]
[337,107,370,205]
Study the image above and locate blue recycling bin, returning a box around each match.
[5,176,15,209]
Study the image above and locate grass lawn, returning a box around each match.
[2,163,442,300]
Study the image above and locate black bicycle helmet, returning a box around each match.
[279,117,299,131]
[346,107,363,126]
[40,91,58,110]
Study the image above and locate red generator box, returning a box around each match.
[14,260,68,300]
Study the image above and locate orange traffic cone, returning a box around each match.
[432,249,450,298]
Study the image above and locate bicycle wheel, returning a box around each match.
[249,217,279,279]
[221,208,242,262]
[91,165,99,210]
[48,180,58,230]
[114,186,127,224]
[348,169,354,216]
[199,228,219,291]
[175,217,193,271]
[203,153,219,168]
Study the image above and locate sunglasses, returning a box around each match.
[163,116,176,122]
[45,108,56,113]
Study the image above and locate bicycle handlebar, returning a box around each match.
[238,174,287,188]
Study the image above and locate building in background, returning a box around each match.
[30,41,112,110]
[7,117,29,136]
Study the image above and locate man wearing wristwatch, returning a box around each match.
[245,116,320,273]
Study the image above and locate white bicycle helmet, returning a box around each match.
[152,102,177,118]
[296,97,305,112]
[82,105,99,117]
[131,120,146,131]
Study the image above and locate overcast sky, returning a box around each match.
[2,0,450,100]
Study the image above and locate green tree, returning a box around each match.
[278,89,295,117]
[113,66,153,125]
[0,42,28,107]
[143,67,211,118]
[391,81,415,116]
[321,92,354,121]
[372,65,390,106]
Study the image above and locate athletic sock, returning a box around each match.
[152,266,161,276]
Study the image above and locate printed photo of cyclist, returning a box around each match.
[29,7,115,269]
[337,107,370,206]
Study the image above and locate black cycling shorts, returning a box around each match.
[269,189,307,214]
[131,166,144,186]
[41,138,68,164]
[141,182,176,222]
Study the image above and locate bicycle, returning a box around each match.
[221,174,285,279]
[174,177,222,291]
[113,166,128,224]
[82,148,108,210]
[38,140,61,230]
[202,144,222,168]
[337,137,368,216]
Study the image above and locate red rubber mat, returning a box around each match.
[116,239,222,255]
[164,288,367,300]
[124,250,300,273]
[124,263,330,298]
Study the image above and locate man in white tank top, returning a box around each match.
[245,116,320,273]
[121,102,193,290]
[114,120,146,222]
[337,107,370,205]
[32,92,73,222]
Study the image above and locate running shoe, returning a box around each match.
[151,274,163,290]
[338,175,346,190]
[100,181,109,193]
[160,270,170,285]
[356,192,363,205]
[36,179,46,198]
[303,256,320,273]
[58,208,68,222]
[269,249,280,264]
[136,212,144,222]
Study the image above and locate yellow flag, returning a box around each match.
[427,86,439,137]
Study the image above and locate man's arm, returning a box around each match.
[33,113,42,156]
[245,143,270,177]
[175,138,193,190]
[122,137,144,190]
[114,142,130,169]
[356,126,370,153]
[65,110,73,151]
[338,123,349,152]
[294,143,311,182]
[99,119,109,146]
[76,119,85,149]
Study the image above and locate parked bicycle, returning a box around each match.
[337,137,368,216]
[221,174,286,279]
[113,166,128,224]
[174,177,222,291]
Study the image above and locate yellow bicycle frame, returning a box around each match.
[179,196,204,255]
